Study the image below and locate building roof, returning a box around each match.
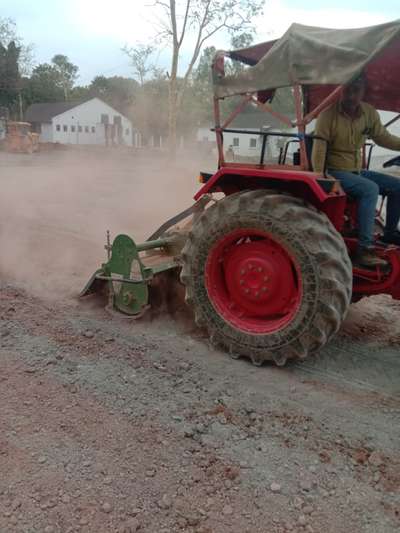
[25,101,89,123]
[230,109,288,130]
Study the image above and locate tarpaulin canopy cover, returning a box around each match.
[214,20,400,113]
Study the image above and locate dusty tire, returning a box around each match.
[180,190,352,366]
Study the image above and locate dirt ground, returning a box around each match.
[0,149,399,533]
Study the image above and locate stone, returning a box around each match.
[101,502,113,513]
[44,527,55,533]
[373,472,381,483]
[38,456,47,464]
[299,479,312,491]
[298,514,307,526]
[270,483,281,493]
[293,496,304,509]
[61,494,70,504]
[186,514,201,526]
[303,505,314,515]
[368,451,385,467]
[121,518,141,532]
[83,330,94,338]
[222,504,233,515]
[158,494,172,510]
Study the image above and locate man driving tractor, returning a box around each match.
[312,74,400,268]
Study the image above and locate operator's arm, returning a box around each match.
[370,108,400,151]
[311,110,331,173]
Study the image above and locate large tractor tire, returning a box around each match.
[180,190,352,366]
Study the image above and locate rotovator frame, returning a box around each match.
[83,21,400,365]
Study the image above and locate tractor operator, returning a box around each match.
[312,74,400,268]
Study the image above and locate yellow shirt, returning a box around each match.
[311,101,400,173]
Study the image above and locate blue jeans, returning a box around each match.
[329,170,400,248]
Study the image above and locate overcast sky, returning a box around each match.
[2,0,399,84]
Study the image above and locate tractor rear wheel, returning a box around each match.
[180,190,352,366]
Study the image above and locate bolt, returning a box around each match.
[245,289,250,294]
[258,267,263,273]
[248,264,253,270]
[239,280,244,285]
[262,287,267,293]
[255,291,260,298]
[263,276,269,282]
[240,269,246,275]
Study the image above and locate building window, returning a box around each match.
[91,126,95,133]
[101,114,109,125]
[56,124,60,132]
[125,128,130,136]
[63,125,67,132]
[78,125,82,132]
[71,125,76,132]
[232,137,239,147]
[249,138,257,148]
[85,126,89,133]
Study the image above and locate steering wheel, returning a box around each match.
[383,155,400,168]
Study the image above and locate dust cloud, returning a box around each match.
[0,147,215,300]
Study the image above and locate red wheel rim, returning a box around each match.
[205,228,302,334]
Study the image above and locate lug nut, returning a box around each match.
[255,291,260,298]
[245,288,250,294]
[262,287,267,293]
[263,276,269,282]
[258,267,263,272]
[239,280,244,285]
[240,269,245,275]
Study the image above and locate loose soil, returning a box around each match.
[0,149,399,533]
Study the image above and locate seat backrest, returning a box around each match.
[293,136,314,169]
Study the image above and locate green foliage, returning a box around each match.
[0,40,21,113]
[0,17,33,75]
[88,76,139,113]
[25,63,64,103]
[52,54,78,99]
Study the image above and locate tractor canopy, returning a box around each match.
[213,20,400,113]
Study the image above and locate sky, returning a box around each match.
[1,0,399,84]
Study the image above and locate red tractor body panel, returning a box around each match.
[195,165,347,231]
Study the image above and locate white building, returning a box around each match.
[197,110,293,161]
[25,97,136,146]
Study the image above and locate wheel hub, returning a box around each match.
[205,229,302,334]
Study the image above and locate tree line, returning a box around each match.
[0,3,297,149]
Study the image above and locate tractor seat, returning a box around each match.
[292,136,315,170]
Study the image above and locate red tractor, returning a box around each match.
[83,20,400,366]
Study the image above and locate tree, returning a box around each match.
[151,0,265,153]
[24,63,65,104]
[51,54,78,100]
[0,17,34,75]
[122,44,156,86]
[0,41,21,115]
[88,76,139,114]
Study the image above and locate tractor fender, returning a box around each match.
[194,166,346,231]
